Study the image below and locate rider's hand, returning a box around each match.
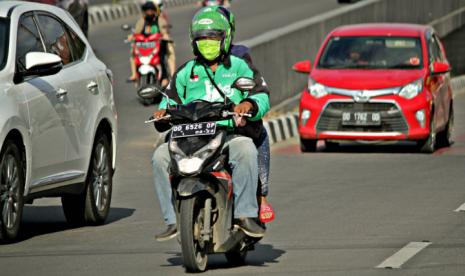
[234,101,253,115]
[153,109,167,120]
[127,34,133,41]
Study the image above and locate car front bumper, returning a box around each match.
[298,90,432,141]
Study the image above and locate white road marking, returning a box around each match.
[454,202,465,212]
[376,242,432,269]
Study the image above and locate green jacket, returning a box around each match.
[160,55,270,137]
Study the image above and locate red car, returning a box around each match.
[293,23,454,153]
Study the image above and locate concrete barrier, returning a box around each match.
[88,0,198,26]
[241,0,465,106]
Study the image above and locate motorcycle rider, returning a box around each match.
[152,7,269,241]
[214,5,275,223]
[127,0,175,86]
[152,0,169,23]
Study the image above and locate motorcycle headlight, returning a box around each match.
[169,133,224,175]
[140,56,152,65]
[398,78,423,99]
[308,78,328,98]
[193,132,224,160]
[178,157,204,175]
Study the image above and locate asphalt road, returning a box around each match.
[2,1,465,275]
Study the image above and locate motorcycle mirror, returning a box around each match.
[121,24,132,31]
[231,77,256,92]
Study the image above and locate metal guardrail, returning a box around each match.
[88,0,198,25]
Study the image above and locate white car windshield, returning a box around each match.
[0,19,7,71]
[318,36,423,70]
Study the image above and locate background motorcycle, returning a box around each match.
[148,78,262,272]
[123,24,171,105]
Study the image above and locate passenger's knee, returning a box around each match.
[230,137,258,162]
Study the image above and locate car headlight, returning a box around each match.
[398,78,423,99]
[308,78,328,98]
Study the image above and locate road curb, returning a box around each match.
[88,0,198,26]
[264,113,299,146]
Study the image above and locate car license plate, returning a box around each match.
[171,122,217,138]
[341,112,381,126]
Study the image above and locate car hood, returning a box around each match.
[311,69,425,90]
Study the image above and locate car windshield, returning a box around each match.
[0,18,8,71]
[318,36,423,70]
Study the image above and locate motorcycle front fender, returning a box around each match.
[138,64,156,75]
[177,177,215,197]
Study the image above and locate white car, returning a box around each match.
[0,1,117,241]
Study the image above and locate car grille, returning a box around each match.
[316,102,408,133]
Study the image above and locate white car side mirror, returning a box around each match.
[25,52,62,70]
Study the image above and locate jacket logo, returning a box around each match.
[204,80,234,102]
[190,75,199,82]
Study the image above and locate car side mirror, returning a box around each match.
[22,52,62,78]
[292,60,312,74]
[231,77,256,92]
[432,61,451,74]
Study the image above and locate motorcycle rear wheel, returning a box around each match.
[180,196,208,272]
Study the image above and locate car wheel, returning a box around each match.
[300,138,317,152]
[0,140,24,241]
[417,116,436,153]
[324,140,339,151]
[437,104,454,148]
[62,132,112,226]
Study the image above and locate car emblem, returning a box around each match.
[354,90,370,103]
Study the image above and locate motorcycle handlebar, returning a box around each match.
[145,115,171,124]
[144,112,251,124]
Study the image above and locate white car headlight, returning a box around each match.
[398,78,423,99]
[308,78,328,98]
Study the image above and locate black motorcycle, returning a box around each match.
[149,78,263,272]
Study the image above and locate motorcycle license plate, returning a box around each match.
[171,122,217,138]
[341,112,381,126]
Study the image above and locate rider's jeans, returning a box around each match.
[152,135,259,226]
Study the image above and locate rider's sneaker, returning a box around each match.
[155,224,177,241]
[234,218,265,238]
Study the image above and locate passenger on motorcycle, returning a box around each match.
[214,5,275,223]
[127,1,175,87]
[152,7,269,241]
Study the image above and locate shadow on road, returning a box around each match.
[12,206,135,242]
[163,243,285,270]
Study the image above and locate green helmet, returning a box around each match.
[190,7,232,59]
[215,6,236,40]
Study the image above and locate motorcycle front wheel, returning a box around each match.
[180,196,208,272]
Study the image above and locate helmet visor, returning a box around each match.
[192,29,225,41]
